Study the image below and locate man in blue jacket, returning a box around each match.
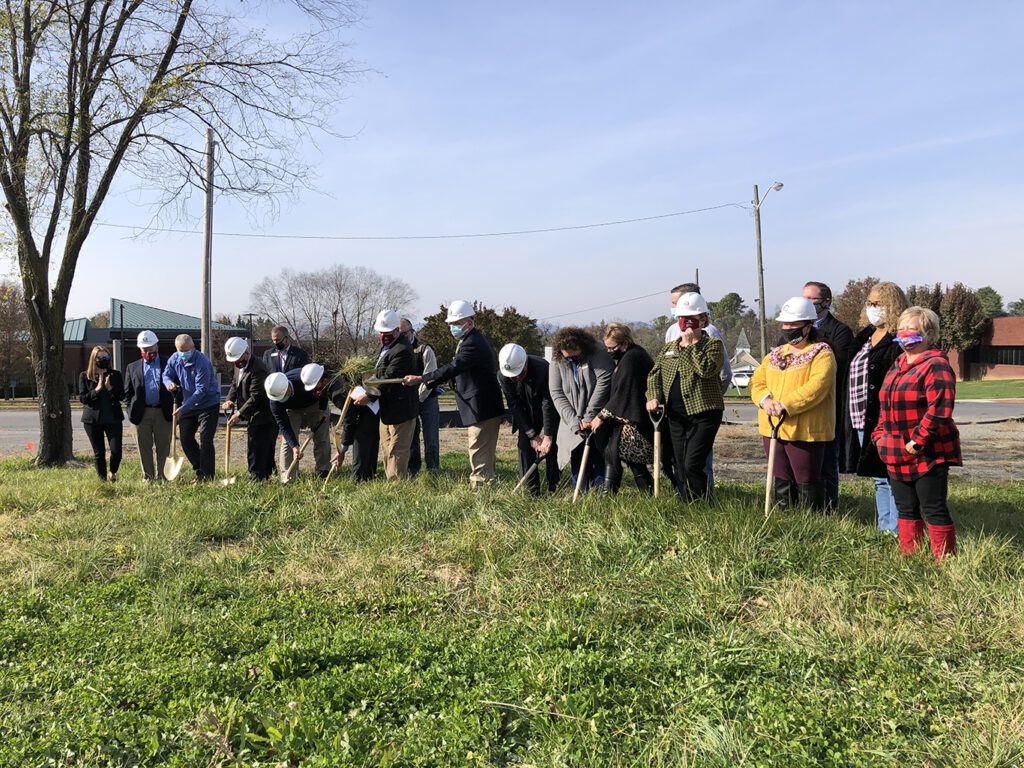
[403,300,505,489]
[162,334,220,481]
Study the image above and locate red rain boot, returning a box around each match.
[927,524,957,559]
[897,518,925,556]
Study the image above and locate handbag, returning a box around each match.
[618,420,653,464]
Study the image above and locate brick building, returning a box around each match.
[950,316,1024,381]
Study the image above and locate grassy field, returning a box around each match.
[955,379,1024,400]
[1,455,1022,767]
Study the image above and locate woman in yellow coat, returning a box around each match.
[750,297,836,511]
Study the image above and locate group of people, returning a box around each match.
[77,279,962,561]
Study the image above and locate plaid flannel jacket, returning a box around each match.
[872,348,961,480]
[647,332,725,416]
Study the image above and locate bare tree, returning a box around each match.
[0,1,362,465]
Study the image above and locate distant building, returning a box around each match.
[951,316,1024,381]
[728,329,761,390]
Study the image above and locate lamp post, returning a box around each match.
[753,181,784,357]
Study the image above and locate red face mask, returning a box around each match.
[141,350,157,362]
[379,332,398,347]
[678,317,701,332]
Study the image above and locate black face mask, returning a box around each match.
[96,357,109,370]
[610,349,625,362]
[274,340,286,351]
[565,354,582,366]
[782,325,809,344]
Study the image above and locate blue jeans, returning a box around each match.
[408,396,440,476]
[857,430,899,534]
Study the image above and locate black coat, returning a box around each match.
[269,367,328,447]
[123,356,174,425]
[603,345,654,435]
[422,328,504,426]
[500,356,557,437]
[78,369,125,424]
[225,356,273,427]
[373,338,419,425]
[841,326,902,477]
[262,344,309,374]
[816,312,855,466]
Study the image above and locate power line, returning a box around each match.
[94,201,748,241]
[539,290,665,321]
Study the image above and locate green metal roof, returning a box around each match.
[64,318,88,342]
[108,298,245,332]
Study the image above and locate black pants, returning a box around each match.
[657,419,677,487]
[83,421,122,480]
[569,430,607,492]
[247,420,277,481]
[349,410,380,482]
[178,406,219,481]
[517,431,559,496]
[889,463,953,526]
[604,423,653,495]
[666,408,723,502]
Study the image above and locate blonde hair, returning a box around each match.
[86,346,110,380]
[175,333,194,350]
[860,281,909,334]
[898,306,940,346]
[604,322,634,346]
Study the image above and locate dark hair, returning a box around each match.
[671,282,701,296]
[803,281,832,302]
[552,327,597,358]
[271,325,289,337]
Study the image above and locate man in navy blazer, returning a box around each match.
[123,330,175,481]
[262,325,310,373]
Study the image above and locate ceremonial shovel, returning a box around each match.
[763,412,787,517]
[163,409,185,481]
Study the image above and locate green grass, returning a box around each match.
[1,456,1022,766]
[955,379,1024,400]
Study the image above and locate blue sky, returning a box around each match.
[67,1,1024,326]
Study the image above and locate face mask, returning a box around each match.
[896,331,925,349]
[274,340,286,351]
[610,349,625,362]
[866,306,886,327]
[141,350,157,363]
[380,332,398,347]
[812,299,830,317]
[678,317,701,332]
[450,324,466,339]
[179,350,193,362]
[96,356,109,369]
[782,325,808,344]
[565,354,582,365]
[407,333,417,347]
[233,358,246,369]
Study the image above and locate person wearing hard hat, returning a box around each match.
[265,362,333,480]
[647,294,725,502]
[549,327,614,493]
[498,343,560,495]
[401,317,441,478]
[123,330,174,481]
[162,334,220,481]
[350,310,419,479]
[403,300,505,489]
[222,337,275,481]
[750,297,837,511]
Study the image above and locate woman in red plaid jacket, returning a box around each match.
[872,307,961,558]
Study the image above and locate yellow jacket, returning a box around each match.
[750,342,836,441]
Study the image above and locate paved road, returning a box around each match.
[2,400,1022,457]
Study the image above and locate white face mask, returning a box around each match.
[866,306,886,327]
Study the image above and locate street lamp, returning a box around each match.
[753,182,784,357]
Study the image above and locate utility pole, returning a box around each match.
[753,184,767,358]
[201,128,215,357]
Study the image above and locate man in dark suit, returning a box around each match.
[352,310,418,479]
[262,325,309,374]
[803,281,855,510]
[123,330,175,481]
[404,300,505,489]
[498,343,559,495]
[223,337,275,481]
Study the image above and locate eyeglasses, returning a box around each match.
[866,301,881,308]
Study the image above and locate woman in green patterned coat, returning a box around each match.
[646,292,725,501]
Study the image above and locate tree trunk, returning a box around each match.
[28,307,74,466]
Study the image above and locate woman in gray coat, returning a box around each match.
[548,327,613,493]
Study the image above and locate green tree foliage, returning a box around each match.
[834,276,880,332]
[905,283,944,313]
[418,303,543,363]
[0,282,33,393]
[1008,299,1024,317]
[939,283,989,353]
[975,286,1006,318]
[88,311,110,329]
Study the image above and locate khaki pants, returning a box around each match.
[379,418,416,480]
[135,407,172,481]
[278,403,331,478]
[466,416,501,488]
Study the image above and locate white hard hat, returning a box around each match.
[265,372,291,402]
[498,343,528,378]
[445,300,475,323]
[224,336,248,362]
[373,309,401,333]
[300,362,325,391]
[673,292,709,317]
[776,297,818,323]
[136,330,158,348]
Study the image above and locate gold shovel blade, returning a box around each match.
[164,456,185,481]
